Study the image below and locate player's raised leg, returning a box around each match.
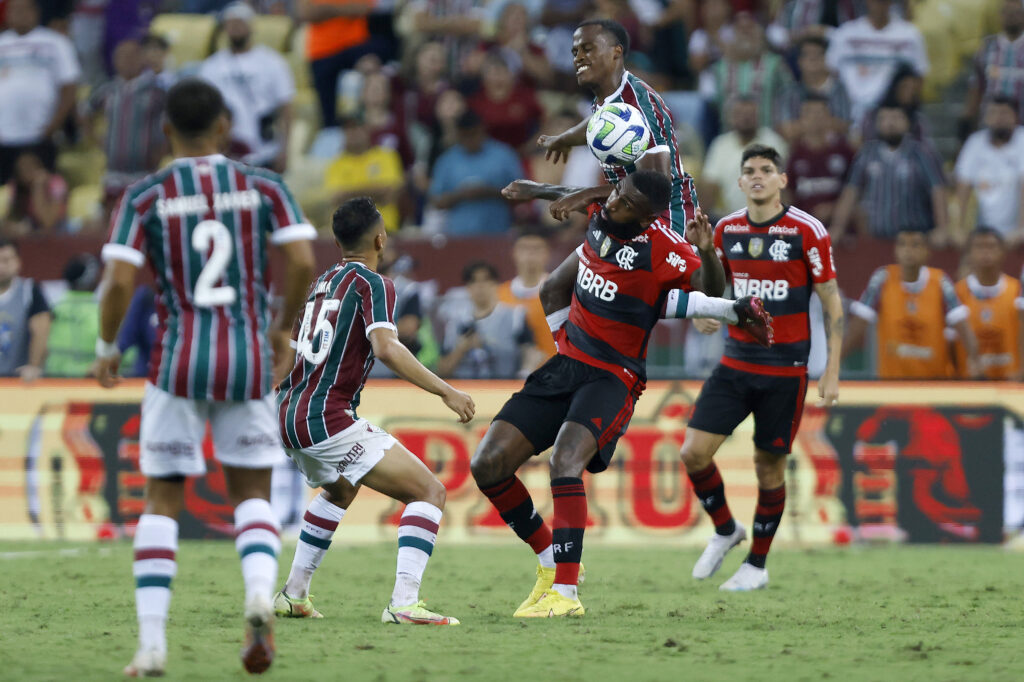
[275,484,358,619]
[358,442,459,625]
[682,428,747,580]
[125,478,185,677]
[471,420,558,613]
[224,466,281,674]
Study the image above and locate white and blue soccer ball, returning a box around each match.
[586,102,651,166]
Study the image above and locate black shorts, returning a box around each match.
[687,364,808,455]
[494,355,641,473]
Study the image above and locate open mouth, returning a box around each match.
[576,64,590,76]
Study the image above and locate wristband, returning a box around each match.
[546,307,570,333]
[95,338,120,359]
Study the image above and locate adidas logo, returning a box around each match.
[591,417,603,430]
[730,242,744,253]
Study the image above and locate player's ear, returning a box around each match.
[778,171,788,189]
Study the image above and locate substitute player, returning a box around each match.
[94,79,317,675]
[682,144,844,591]
[273,198,473,626]
[538,19,699,234]
[473,170,773,618]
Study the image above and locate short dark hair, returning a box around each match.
[332,197,383,249]
[741,144,784,171]
[166,78,226,137]
[968,226,1006,247]
[798,34,829,53]
[0,237,18,254]
[514,227,551,243]
[462,260,499,284]
[989,94,1019,115]
[576,19,630,56]
[629,169,671,214]
[141,33,169,50]
[456,110,482,131]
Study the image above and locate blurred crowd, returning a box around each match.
[1,0,1023,381]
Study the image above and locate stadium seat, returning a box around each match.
[148,14,217,67]
[67,185,102,223]
[213,15,295,53]
[56,147,106,190]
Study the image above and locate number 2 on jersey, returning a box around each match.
[192,220,237,307]
[296,299,341,365]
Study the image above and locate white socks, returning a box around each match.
[552,583,578,600]
[392,501,443,607]
[234,498,281,604]
[538,544,555,569]
[285,493,346,599]
[687,291,739,324]
[133,514,178,654]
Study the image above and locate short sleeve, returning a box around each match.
[256,175,317,244]
[102,187,148,267]
[634,89,675,157]
[655,226,702,291]
[851,267,888,321]
[271,52,296,105]
[909,28,930,76]
[913,143,946,189]
[28,281,50,317]
[428,154,451,197]
[940,273,969,324]
[846,149,869,191]
[357,271,398,337]
[801,216,836,284]
[953,136,978,182]
[54,34,82,85]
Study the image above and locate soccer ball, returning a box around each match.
[586,102,651,166]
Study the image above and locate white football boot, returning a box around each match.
[719,562,769,591]
[692,522,747,579]
[123,648,166,677]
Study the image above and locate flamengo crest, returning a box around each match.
[616,245,638,270]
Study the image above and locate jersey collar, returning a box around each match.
[745,205,789,229]
[599,70,632,106]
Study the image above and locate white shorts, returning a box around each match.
[285,418,397,488]
[139,383,285,477]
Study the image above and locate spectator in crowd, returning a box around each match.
[400,40,450,133]
[45,254,100,377]
[0,238,50,381]
[389,252,441,370]
[954,96,1024,244]
[698,96,788,217]
[831,103,948,242]
[437,260,541,379]
[498,229,556,359]
[964,0,1024,132]
[362,71,415,170]
[101,0,161,78]
[85,38,167,225]
[325,115,405,232]
[297,0,380,128]
[775,35,851,142]
[468,52,544,153]
[688,0,735,75]
[464,2,553,87]
[704,12,793,131]
[200,2,295,171]
[141,33,175,90]
[428,110,522,235]
[844,228,978,379]
[950,227,1024,380]
[117,284,157,378]
[0,0,81,183]
[856,62,931,145]
[786,94,854,224]
[3,152,68,236]
[826,0,928,124]
[409,0,490,76]
[770,0,863,49]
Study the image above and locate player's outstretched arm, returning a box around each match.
[95,259,139,388]
[369,327,475,423]
[815,279,844,406]
[537,117,589,164]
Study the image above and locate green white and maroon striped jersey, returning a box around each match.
[277,261,397,449]
[102,154,317,401]
[596,71,697,234]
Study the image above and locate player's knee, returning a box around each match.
[548,448,586,479]
[423,478,447,510]
[470,446,503,487]
[679,442,713,471]
[754,450,787,488]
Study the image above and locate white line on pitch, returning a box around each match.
[0,547,114,560]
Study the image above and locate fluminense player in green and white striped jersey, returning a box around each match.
[94,78,316,677]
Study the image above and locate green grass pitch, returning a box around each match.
[1,541,1022,681]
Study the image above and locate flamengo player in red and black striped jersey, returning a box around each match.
[537,19,700,236]
[275,198,473,628]
[93,80,317,676]
[682,144,845,593]
[472,170,772,619]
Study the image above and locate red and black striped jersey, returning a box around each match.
[713,205,836,375]
[277,262,397,449]
[557,205,702,387]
